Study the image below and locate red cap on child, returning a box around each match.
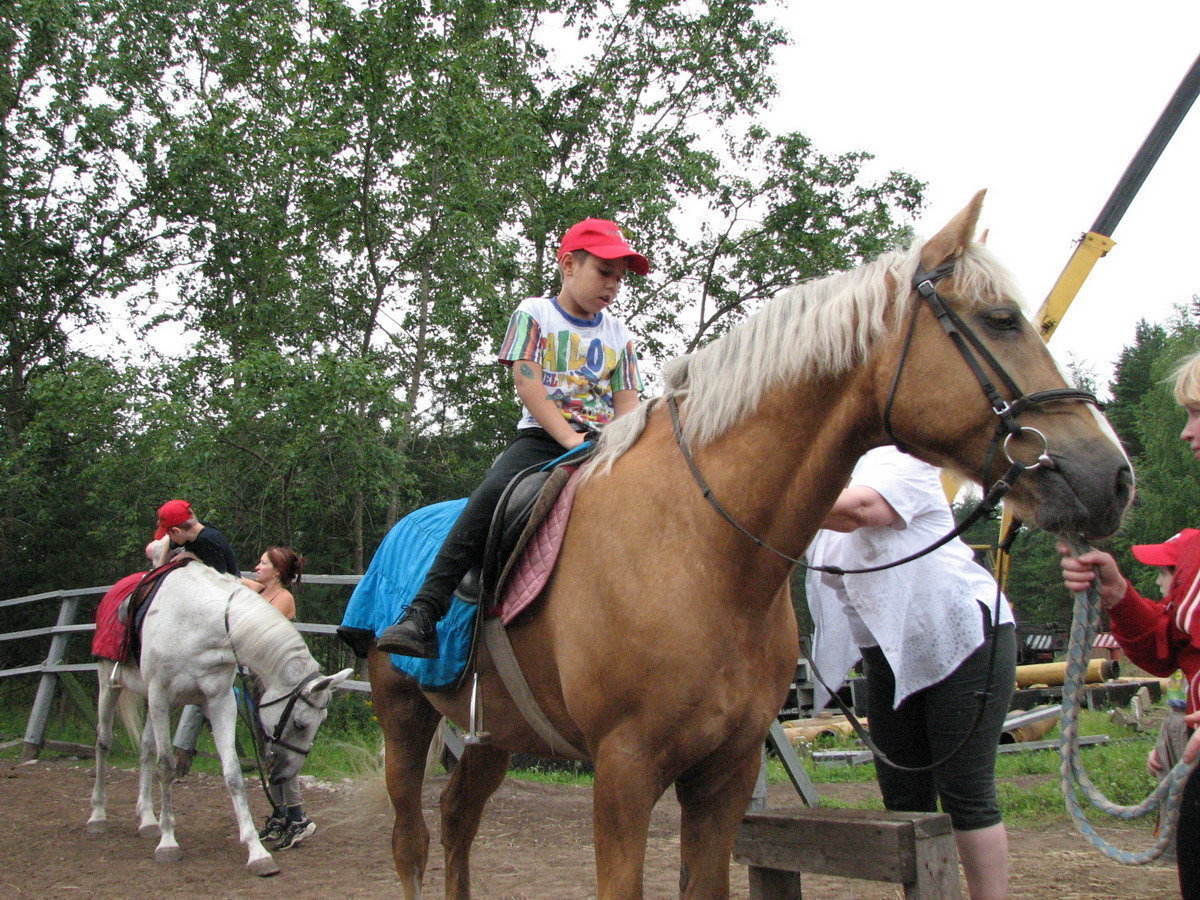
[558,218,650,276]
[1131,528,1200,567]
[154,499,194,540]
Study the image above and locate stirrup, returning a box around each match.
[464,670,489,745]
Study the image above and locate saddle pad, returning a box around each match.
[499,466,584,624]
[340,498,475,691]
[91,572,145,662]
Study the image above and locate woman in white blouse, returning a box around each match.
[806,446,1016,900]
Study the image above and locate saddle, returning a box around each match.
[118,557,193,664]
[337,455,584,662]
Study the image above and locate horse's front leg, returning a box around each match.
[146,692,180,858]
[441,741,511,899]
[87,669,119,833]
[368,650,443,899]
[592,737,665,900]
[206,689,280,877]
[675,745,762,899]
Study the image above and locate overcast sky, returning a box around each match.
[764,2,1199,391]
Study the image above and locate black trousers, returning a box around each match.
[412,429,568,615]
[863,611,1017,831]
[1180,751,1199,899]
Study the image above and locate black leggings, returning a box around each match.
[413,429,568,614]
[1180,754,1199,899]
[862,615,1016,832]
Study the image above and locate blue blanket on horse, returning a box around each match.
[340,498,476,691]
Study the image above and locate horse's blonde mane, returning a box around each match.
[588,240,1024,476]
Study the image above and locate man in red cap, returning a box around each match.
[153,499,239,576]
[378,218,649,658]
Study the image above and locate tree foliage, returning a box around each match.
[1,0,928,622]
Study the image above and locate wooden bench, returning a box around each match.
[733,806,961,899]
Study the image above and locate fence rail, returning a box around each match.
[0,574,366,762]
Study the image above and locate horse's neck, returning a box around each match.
[226,600,314,688]
[693,375,878,558]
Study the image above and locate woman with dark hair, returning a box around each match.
[241,546,317,851]
[241,546,304,620]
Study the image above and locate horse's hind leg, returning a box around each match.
[675,746,762,899]
[369,649,443,899]
[146,692,182,859]
[440,741,511,900]
[87,664,119,833]
[135,707,161,838]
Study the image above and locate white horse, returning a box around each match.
[88,559,353,876]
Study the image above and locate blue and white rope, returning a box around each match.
[1059,539,1197,864]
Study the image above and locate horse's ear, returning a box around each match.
[978,228,989,245]
[919,189,987,269]
[303,667,354,697]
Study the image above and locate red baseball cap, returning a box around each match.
[557,218,649,276]
[155,499,194,540]
[1131,528,1200,567]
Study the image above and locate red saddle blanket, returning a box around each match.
[91,572,145,662]
[497,466,584,624]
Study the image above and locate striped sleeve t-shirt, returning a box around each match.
[498,295,643,432]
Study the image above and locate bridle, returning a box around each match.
[255,671,323,756]
[668,258,1102,577]
[222,595,323,758]
[669,258,1104,772]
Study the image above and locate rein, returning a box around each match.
[221,593,321,805]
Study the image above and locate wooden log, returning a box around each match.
[1015,658,1116,688]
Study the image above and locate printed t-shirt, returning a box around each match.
[498,295,643,432]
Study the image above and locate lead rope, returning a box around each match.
[1059,537,1198,863]
[224,595,275,810]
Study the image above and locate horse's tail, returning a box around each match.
[116,687,144,753]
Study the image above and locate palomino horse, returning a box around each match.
[367,192,1133,898]
[88,560,352,876]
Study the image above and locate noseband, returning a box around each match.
[668,259,1102,576]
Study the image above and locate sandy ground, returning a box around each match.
[0,756,1181,898]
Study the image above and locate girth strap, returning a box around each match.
[481,617,587,760]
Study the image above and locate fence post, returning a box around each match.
[21,595,80,762]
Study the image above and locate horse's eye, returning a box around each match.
[981,307,1020,332]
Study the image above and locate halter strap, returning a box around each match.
[257,670,323,756]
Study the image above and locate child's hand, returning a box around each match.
[1147,746,1164,776]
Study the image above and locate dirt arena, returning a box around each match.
[0,756,1181,898]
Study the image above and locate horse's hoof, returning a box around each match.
[248,856,281,877]
[138,823,161,839]
[155,846,183,863]
[85,821,106,834]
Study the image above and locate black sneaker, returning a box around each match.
[376,602,440,658]
[272,817,315,850]
[258,813,286,844]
